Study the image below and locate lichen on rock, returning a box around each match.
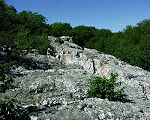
[1,36,150,120]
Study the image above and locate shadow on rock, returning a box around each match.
[123,98,135,103]
[19,57,52,70]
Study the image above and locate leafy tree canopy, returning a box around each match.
[0,0,149,71]
[50,22,72,37]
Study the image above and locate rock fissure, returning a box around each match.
[1,36,150,120]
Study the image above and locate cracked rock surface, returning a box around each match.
[1,37,150,120]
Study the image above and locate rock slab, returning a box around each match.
[1,36,150,120]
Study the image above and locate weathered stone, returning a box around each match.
[60,36,73,42]
[1,36,150,120]
[64,41,82,49]
[48,36,57,42]
[30,116,38,120]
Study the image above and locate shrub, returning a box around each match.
[55,37,64,44]
[0,62,15,93]
[0,62,31,119]
[0,62,20,120]
[87,73,127,102]
[0,97,18,120]
[30,34,49,55]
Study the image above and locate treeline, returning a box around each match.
[48,21,150,72]
[0,0,150,71]
[0,0,50,60]
[95,21,150,72]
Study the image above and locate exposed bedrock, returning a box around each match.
[1,37,149,120]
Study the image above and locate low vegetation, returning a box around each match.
[0,62,19,120]
[87,73,127,102]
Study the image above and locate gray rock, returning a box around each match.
[1,36,150,120]
[64,41,82,49]
[48,36,57,42]
[49,38,150,100]
[60,36,73,42]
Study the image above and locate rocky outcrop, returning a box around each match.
[49,38,150,99]
[1,36,150,120]
[60,36,73,42]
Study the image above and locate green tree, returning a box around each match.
[50,22,72,37]
[0,0,50,60]
[30,33,49,54]
[17,10,49,36]
[87,29,112,49]
[70,25,97,47]
[0,0,17,32]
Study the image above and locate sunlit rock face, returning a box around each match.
[60,36,73,42]
[1,36,150,120]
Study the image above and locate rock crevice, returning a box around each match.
[1,36,149,120]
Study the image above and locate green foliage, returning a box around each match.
[0,0,149,72]
[0,62,15,93]
[36,38,49,55]
[0,97,19,120]
[0,0,50,60]
[55,37,64,44]
[30,33,49,54]
[30,96,36,105]
[84,29,112,49]
[17,10,49,35]
[70,26,97,47]
[0,62,20,120]
[87,73,127,102]
[50,22,72,37]
[0,0,17,32]
[83,19,150,72]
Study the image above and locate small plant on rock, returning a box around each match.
[0,62,21,120]
[0,62,15,93]
[30,96,36,105]
[87,73,127,102]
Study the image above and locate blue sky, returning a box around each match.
[5,0,150,32]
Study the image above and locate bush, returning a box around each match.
[0,62,19,120]
[55,37,64,44]
[30,34,49,55]
[0,97,18,120]
[0,62,32,119]
[87,73,127,102]
[0,62,15,93]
